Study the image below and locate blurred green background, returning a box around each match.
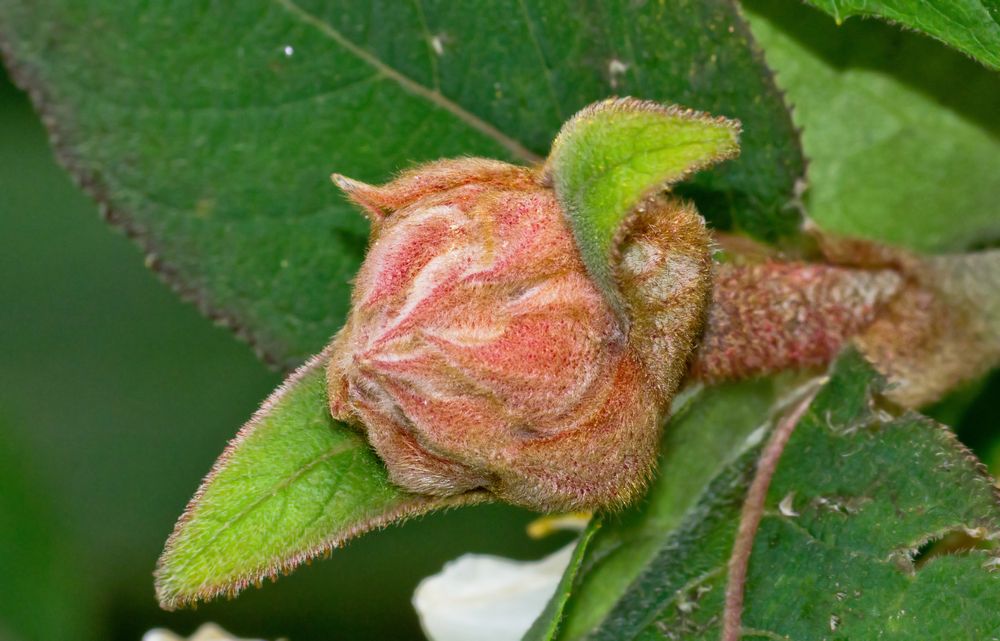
[0,66,572,641]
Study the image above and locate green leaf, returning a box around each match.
[548,379,790,640]
[154,351,486,609]
[545,99,740,307]
[560,352,1000,640]
[0,0,803,366]
[803,0,1000,71]
[522,518,602,641]
[745,0,1000,252]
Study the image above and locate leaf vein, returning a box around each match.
[196,440,359,553]
[517,0,564,122]
[272,0,542,164]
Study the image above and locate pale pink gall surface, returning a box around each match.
[327,159,708,510]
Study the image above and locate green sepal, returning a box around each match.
[154,350,486,609]
[544,98,740,311]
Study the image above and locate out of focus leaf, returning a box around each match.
[553,351,1000,640]
[0,0,802,366]
[746,0,1000,252]
[803,0,1000,70]
[154,353,485,609]
[0,416,93,641]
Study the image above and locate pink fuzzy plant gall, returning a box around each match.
[323,102,998,513]
[326,159,711,511]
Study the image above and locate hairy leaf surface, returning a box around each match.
[546,98,740,308]
[540,353,1000,639]
[154,352,485,609]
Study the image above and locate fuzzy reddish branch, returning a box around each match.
[694,237,998,408]
[692,261,902,381]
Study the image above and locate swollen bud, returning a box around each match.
[325,100,736,511]
[326,159,713,511]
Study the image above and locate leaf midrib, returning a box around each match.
[181,437,361,565]
[273,0,543,164]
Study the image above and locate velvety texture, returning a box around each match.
[326,159,712,511]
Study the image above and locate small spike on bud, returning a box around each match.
[331,173,386,223]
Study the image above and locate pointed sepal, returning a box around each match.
[544,98,740,309]
[154,350,486,610]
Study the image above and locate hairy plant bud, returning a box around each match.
[326,159,711,511]
[322,99,996,514]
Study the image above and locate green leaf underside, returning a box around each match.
[804,0,1000,71]
[546,99,739,308]
[154,352,486,609]
[523,518,603,641]
[746,0,1000,252]
[0,0,803,366]
[545,352,1000,640]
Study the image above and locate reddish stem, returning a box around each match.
[721,389,817,641]
[693,262,902,383]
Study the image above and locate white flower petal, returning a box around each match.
[413,543,575,641]
[141,623,269,641]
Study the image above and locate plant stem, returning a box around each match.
[721,388,817,641]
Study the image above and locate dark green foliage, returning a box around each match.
[535,354,1000,640]
[804,0,1000,70]
[0,0,803,366]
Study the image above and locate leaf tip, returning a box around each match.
[541,97,741,313]
[544,96,742,182]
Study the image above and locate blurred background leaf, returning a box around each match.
[0,416,94,641]
[0,0,803,367]
[745,0,1000,252]
[802,0,1000,70]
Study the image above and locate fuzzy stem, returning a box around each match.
[721,388,817,641]
[693,262,902,382]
